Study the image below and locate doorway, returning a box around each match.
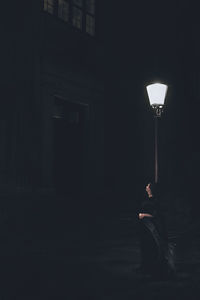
[53,97,87,196]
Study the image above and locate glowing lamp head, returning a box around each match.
[146,83,168,107]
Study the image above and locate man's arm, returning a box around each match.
[139,213,153,219]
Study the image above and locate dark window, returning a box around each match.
[86,14,95,36]
[43,0,95,36]
[44,0,56,14]
[86,0,95,15]
[86,0,95,36]
[58,0,70,22]
[72,6,83,29]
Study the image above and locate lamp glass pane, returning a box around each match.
[146,83,168,106]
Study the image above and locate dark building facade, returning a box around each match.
[1,0,104,198]
[2,0,200,219]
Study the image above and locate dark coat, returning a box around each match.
[138,196,175,278]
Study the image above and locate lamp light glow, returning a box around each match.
[146,83,168,106]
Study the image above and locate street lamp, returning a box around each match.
[146,83,168,183]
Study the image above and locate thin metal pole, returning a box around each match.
[154,116,158,183]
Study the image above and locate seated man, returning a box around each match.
[138,182,175,279]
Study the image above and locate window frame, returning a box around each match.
[42,0,96,36]
[58,0,70,23]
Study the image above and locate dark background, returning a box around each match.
[1,0,200,296]
[2,1,200,210]
[103,0,200,215]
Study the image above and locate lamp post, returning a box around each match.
[146,83,168,183]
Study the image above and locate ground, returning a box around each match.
[0,194,200,299]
